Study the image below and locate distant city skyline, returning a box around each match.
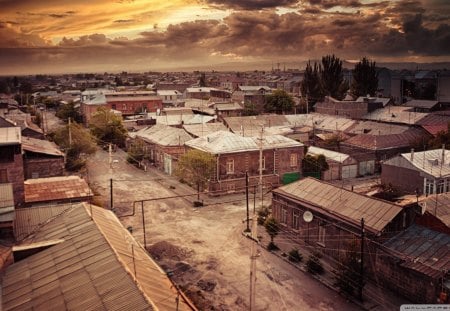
[0,0,449,75]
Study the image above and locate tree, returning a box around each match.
[127,138,146,164]
[242,101,259,116]
[302,154,329,176]
[89,107,127,147]
[51,122,97,171]
[264,89,294,114]
[334,240,361,297]
[301,61,323,108]
[320,54,348,100]
[175,149,215,199]
[264,217,280,250]
[351,57,378,97]
[199,72,206,87]
[56,101,82,123]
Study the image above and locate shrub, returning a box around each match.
[267,241,279,251]
[288,249,303,263]
[306,253,324,274]
[257,207,270,225]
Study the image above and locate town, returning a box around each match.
[0,58,449,310]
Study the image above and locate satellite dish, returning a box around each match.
[303,211,313,223]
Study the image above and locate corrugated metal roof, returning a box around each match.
[364,106,428,125]
[273,177,403,235]
[0,183,14,223]
[24,176,92,204]
[186,130,303,155]
[134,124,193,146]
[0,127,21,145]
[396,148,450,178]
[224,114,290,136]
[345,120,411,135]
[383,224,450,279]
[307,146,350,163]
[404,100,439,109]
[419,193,450,227]
[22,136,64,156]
[183,123,228,138]
[285,113,356,132]
[4,203,196,311]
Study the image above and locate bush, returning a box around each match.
[267,241,279,251]
[257,207,270,225]
[288,249,303,263]
[306,253,324,274]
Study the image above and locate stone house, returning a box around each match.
[131,124,193,175]
[22,136,65,179]
[185,130,305,194]
[314,96,383,119]
[381,148,450,196]
[0,127,24,207]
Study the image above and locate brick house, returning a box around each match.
[381,148,450,195]
[314,96,383,119]
[185,130,305,194]
[0,127,24,207]
[131,124,193,175]
[22,136,64,179]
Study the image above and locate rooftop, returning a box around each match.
[24,176,92,204]
[0,127,21,145]
[133,124,193,146]
[22,136,64,157]
[307,146,350,163]
[273,177,403,235]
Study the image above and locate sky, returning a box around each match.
[0,0,449,75]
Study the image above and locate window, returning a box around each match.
[111,104,116,110]
[290,153,298,167]
[281,208,288,224]
[0,169,8,183]
[292,212,299,230]
[259,156,265,171]
[318,223,326,246]
[437,180,445,194]
[226,159,234,174]
[425,179,435,196]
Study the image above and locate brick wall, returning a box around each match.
[24,157,64,179]
[0,145,24,206]
[381,164,424,194]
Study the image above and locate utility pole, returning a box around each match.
[110,178,113,210]
[109,143,113,169]
[259,126,264,209]
[249,202,258,310]
[68,117,72,147]
[359,218,365,301]
[245,172,250,232]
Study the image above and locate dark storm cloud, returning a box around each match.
[306,0,362,9]
[205,0,299,10]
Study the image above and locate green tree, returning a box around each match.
[56,101,82,123]
[320,54,348,100]
[264,217,280,249]
[334,240,362,297]
[51,122,97,171]
[127,138,146,164]
[301,61,323,108]
[351,57,378,97]
[89,107,127,147]
[175,149,215,199]
[264,89,294,114]
[302,154,329,175]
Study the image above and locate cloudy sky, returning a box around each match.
[0,0,449,74]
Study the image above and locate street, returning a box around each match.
[86,148,363,311]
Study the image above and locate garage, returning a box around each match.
[342,164,358,179]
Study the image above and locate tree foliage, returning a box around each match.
[264,89,294,114]
[264,217,280,244]
[56,101,82,123]
[302,154,329,173]
[127,138,146,164]
[175,149,215,193]
[89,107,127,147]
[320,54,348,100]
[301,61,323,107]
[334,240,362,296]
[351,57,378,97]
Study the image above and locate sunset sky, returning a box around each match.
[0,0,449,75]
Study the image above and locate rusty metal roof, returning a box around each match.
[22,136,64,157]
[383,224,450,279]
[419,193,450,227]
[3,203,196,311]
[24,176,92,204]
[273,177,403,235]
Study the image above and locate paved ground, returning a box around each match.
[86,148,365,311]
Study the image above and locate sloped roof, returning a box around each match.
[5,110,43,134]
[224,114,290,136]
[0,183,14,223]
[388,148,450,178]
[134,124,193,146]
[307,146,350,163]
[22,136,64,157]
[404,100,440,109]
[0,127,21,145]
[342,127,427,150]
[24,176,92,204]
[344,120,411,136]
[364,106,428,125]
[183,122,228,138]
[2,203,195,311]
[186,130,303,154]
[419,193,450,227]
[273,177,403,235]
[285,113,356,132]
[383,224,450,279]
[84,94,107,105]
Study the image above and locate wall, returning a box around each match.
[24,157,64,179]
[381,164,424,194]
[0,145,24,206]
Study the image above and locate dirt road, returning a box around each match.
[87,149,363,311]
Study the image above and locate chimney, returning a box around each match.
[410,148,414,161]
